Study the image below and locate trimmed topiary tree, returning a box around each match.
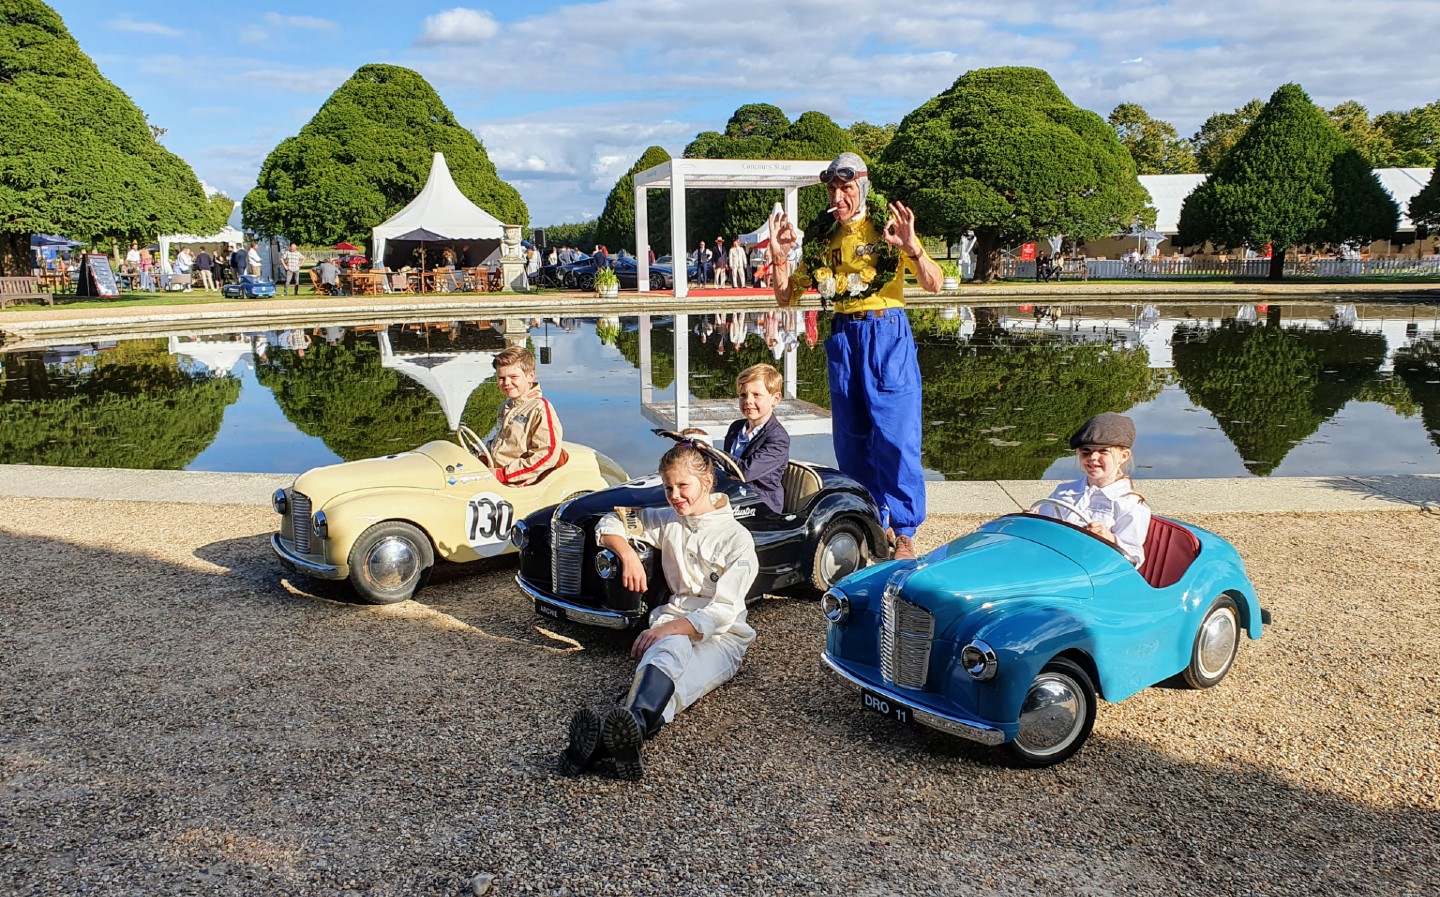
[875,67,1151,282]
[1177,83,1399,279]
[595,145,672,256]
[0,0,225,274]
[243,64,526,248]
[683,105,855,246]
[1409,165,1440,234]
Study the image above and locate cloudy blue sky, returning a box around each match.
[56,0,1440,226]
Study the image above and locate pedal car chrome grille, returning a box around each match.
[290,492,313,554]
[551,502,585,597]
[880,588,934,689]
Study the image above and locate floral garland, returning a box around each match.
[793,202,900,306]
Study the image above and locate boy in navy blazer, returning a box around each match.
[722,363,791,514]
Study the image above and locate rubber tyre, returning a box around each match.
[346,521,434,605]
[1182,595,1240,689]
[1004,657,1097,768]
[649,273,666,290]
[807,519,867,593]
[577,273,594,292]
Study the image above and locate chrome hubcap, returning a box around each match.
[363,536,419,591]
[1015,672,1085,756]
[1196,607,1238,679]
[820,533,861,586]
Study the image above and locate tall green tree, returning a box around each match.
[875,67,1150,282]
[1408,165,1440,232]
[1108,103,1199,174]
[1375,101,1440,167]
[848,121,897,164]
[1191,99,1265,172]
[0,1,224,273]
[683,104,855,245]
[595,145,672,256]
[243,64,526,249]
[1326,101,1403,168]
[537,220,597,252]
[1177,83,1399,279]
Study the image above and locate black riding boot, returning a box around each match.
[559,707,607,777]
[603,665,676,781]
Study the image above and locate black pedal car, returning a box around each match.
[513,430,889,629]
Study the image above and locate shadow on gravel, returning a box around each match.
[3,523,1436,897]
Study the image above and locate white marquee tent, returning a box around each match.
[158,225,247,274]
[377,331,497,432]
[371,152,505,269]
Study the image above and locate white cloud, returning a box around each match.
[263,13,339,30]
[108,16,182,37]
[415,8,500,46]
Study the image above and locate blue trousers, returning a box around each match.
[825,308,926,537]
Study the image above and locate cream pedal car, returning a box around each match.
[271,425,627,604]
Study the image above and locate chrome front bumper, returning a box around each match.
[821,653,1006,746]
[271,533,343,580]
[515,575,636,630]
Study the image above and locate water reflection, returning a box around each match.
[3,302,1440,479]
[0,338,240,469]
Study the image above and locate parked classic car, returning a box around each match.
[271,425,627,604]
[563,256,677,291]
[221,273,276,299]
[513,430,889,629]
[820,503,1269,766]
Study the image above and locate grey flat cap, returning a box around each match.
[1069,413,1136,449]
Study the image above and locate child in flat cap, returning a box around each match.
[1036,413,1151,565]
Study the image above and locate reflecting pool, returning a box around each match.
[3,300,1440,480]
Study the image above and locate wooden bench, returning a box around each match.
[0,276,52,308]
[1057,259,1089,281]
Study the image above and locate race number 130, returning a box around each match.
[466,492,515,550]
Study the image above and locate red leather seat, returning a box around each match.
[1137,517,1201,589]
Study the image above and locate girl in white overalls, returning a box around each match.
[560,443,758,781]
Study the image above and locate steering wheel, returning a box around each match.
[455,424,495,467]
[1028,497,1092,524]
[653,428,745,482]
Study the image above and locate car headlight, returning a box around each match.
[820,588,850,623]
[272,488,288,515]
[511,519,529,550]
[960,639,997,681]
[311,510,328,540]
[594,548,619,580]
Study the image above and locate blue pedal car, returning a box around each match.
[820,503,1268,766]
[222,274,276,299]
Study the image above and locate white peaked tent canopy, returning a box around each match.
[633,159,834,298]
[372,152,505,268]
[377,331,497,432]
[167,336,253,375]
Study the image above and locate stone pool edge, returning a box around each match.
[3,464,1437,516]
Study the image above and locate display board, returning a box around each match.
[77,253,120,297]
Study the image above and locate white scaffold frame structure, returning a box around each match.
[632,158,834,299]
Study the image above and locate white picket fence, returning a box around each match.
[993,256,1440,280]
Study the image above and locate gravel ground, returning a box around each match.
[2,498,1437,896]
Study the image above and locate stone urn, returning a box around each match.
[941,275,960,291]
[501,224,523,260]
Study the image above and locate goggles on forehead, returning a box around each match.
[819,166,866,185]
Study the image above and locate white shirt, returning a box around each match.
[1039,477,1151,566]
[247,247,263,267]
[596,495,757,646]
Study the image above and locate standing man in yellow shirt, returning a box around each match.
[768,153,942,559]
